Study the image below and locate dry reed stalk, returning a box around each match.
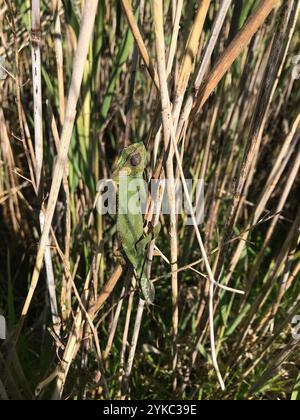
[31,0,43,190]
[120,276,136,371]
[153,0,180,388]
[124,298,145,378]
[52,0,65,125]
[121,0,160,89]
[103,280,129,361]
[166,0,183,78]
[48,103,71,325]
[89,265,124,316]
[176,0,232,139]
[172,0,211,129]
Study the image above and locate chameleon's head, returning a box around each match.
[112,142,147,183]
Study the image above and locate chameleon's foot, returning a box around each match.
[140,277,155,305]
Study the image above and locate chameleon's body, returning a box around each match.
[112,142,156,304]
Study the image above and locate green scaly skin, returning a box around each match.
[112,142,158,304]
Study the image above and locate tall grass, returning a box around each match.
[0,0,299,400]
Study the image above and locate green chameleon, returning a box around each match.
[112,142,159,304]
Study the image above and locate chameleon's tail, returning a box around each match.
[140,276,155,304]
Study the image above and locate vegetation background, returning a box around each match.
[0,0,299,400]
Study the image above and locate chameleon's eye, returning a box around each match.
[130,153,141,167]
